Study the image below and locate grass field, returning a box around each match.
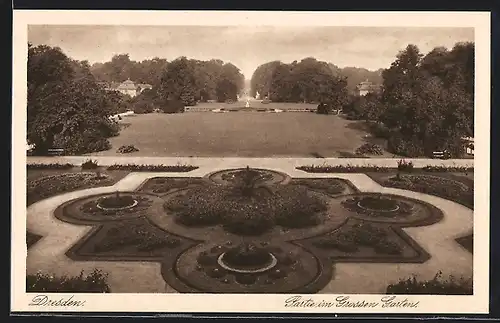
[90,103,391,158]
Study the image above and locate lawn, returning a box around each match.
[90,103,388,158]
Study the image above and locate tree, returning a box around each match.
[379,42,474,157]
[215,63,244,102]
[159,57,198,106]
[27,44,119,155]
[251,57,349,105]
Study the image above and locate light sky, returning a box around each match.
[28,25,474,78]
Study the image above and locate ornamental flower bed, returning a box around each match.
[92,218,181,253]
[314,222,402,255]
[297,164,391,173]
[164,184,329,235]
[342,195,413,218]
[383,174,473,209]
[107,164,198,172]
[290,178,347,195]
[27,163,74,170]
[27,172,113,206]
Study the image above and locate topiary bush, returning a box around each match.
[26,269,111,293]
[387,135,425,157]
[397,159,414,173]
[386,271,472,295]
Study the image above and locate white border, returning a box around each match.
[12,11,491,314]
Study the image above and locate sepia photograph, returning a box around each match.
[12,10,490,314]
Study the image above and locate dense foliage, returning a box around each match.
[250,60,383,97]
[386,272,472,295]
[250,58,349,112]
[92,54,245,107]
[28,44,121,155]
[164,185,328,236]
[357,43,473,157]
[27,269,111,293]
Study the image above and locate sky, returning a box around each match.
[28,25,474,78]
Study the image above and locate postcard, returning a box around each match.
[12,10,490,314]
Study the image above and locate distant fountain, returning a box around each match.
[245,100,250,108]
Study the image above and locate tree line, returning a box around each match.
[91,54,245,106]
[343,42,474,157]
[251,41,474,157]
[250,58,349,108]
[250,59,383,100]
[27,44,246,155]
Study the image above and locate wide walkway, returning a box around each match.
[27,156,474,169]
[25,163,473,294]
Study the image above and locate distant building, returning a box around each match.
[354,80,381,96]
[100,79,153,97]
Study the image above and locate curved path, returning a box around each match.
[26,164,473,293]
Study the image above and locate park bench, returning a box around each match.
[432,150,451,159]
[47,148,64,156]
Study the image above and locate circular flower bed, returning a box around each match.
[56,192,160,223]
[163,185,329,235]
[97,194,138,210]
[342,194,413,218]
[219,243,276,272]
[208,168,290,186]
[357,196,400,212]
[168,242,325,293]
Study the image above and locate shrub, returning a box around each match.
[316,103,329,115]
[81,159,99,170]
[26,269,111,293]
[355,143,384,155]
[55,134,112,155]
[164,184,328,235]
[116,145,139,154]
[369,122,392,139]
[27,163,74,170]
[132,101,154,114]
[161,99,185,113]
[387,136,425,157]
[386,271,472,295]
[397,159,414,173]
[106,163,198,172]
